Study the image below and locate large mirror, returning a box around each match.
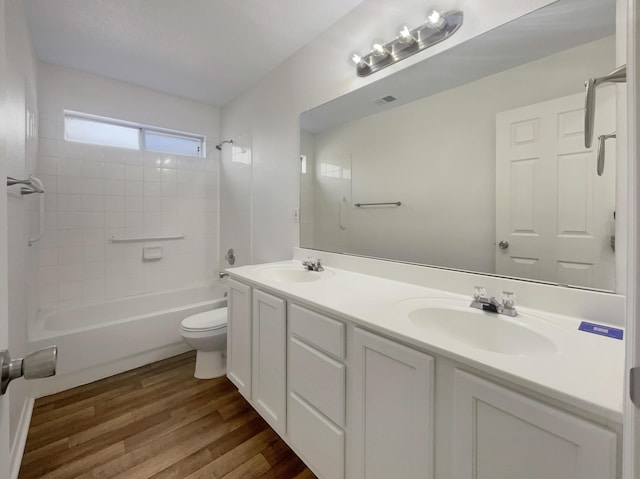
[300,0,619,292]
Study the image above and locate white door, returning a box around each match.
[624,0,640,476]
[0,2,11,476]
[496,90,616,290]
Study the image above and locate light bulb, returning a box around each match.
[398,26,416,44]
[351,53,364,66]
[425,9,446,29]
[372,43,388,58]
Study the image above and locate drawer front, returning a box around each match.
[289,392,345,479]
[289,336,346,427]
[289,303,345,359]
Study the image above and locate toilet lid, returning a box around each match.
[181,307,227,332]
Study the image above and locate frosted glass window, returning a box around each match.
[64,112,206,158]
[145,131,203,157]
[65,116,140,150]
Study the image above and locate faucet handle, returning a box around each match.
[473,286,487,301]
[501,291,516,309]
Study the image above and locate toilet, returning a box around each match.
[180,307,228,379]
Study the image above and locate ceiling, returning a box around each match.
[25,0,367,107]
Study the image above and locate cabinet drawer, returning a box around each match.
[289,303,345,359]
[289,392,345,479]
[290,336,345,427]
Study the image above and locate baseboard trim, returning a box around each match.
[29,342,192,399]
[10,396,34,479]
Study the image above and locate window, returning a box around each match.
[64,111,205,158]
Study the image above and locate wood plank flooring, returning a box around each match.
[19,351,316,479]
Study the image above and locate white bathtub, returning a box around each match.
[28,284,227,381]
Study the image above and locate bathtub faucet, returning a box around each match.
[219,271,229,279]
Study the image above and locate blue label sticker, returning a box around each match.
[578,321,623,340]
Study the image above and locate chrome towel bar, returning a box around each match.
[354,201,402,207]
[108,234,186,243]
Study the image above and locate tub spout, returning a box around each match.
[219,271,229,279]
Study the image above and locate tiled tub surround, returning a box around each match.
[228,253,625,423]
[34,120,219,306]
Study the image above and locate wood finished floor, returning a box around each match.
[19,351,316,479]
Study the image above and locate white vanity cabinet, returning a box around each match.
[251,289,287,435]
[349,327,435,479]
[227,278,252,399]
[227,274,620,479]
[453,370,617,479]
[288,303,346,479]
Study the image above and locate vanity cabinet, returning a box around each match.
[227,279,252,399]
[288,303,346,479]
[227,276,619,479]
[453,370,617,479]
[349,327,435,479]
[252,289,287,434]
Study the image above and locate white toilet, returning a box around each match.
[180,307,228,379]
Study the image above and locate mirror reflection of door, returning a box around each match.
[495,88,616,290]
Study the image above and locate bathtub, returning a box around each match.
[28,284,227,385]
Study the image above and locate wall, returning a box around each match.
[4,0,38,459]
[307,37,615,277]
[34,62,221,307]
[219,0,557,267]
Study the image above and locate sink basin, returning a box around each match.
[256,266,333,283]
[395,298,557,356]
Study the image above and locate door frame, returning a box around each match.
[0,0,12,477]
[624,0,640,478]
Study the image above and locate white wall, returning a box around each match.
[220,0,556,266]
[308,37,615,274]
[34,62,221,306]
[4,0,38,457]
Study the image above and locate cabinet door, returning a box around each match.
[350,328,435,479]
[227,279,252,399]
[252,289,287,434]
[453,370,617,479]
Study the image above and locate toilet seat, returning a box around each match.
[181,307,227,333]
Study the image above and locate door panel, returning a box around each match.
[496,90,616,289]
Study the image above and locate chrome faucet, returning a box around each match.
[302,257,324,272]
[470,287,517,317]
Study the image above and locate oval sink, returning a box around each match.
[256,266,333,283]
[396,298,557,356]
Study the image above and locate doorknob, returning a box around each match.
[498,240,509,250]
[1,346,57,395]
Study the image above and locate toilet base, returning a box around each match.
[194,350,226,379]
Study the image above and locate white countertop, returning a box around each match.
[227,260,625,423]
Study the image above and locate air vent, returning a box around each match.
[373,95,397,106]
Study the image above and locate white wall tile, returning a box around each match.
[58,281,83,302]
[58,263,83,283]
[81,160,103,178]
[143,166,162,182]
[58,211,82,229]
[82,178,104,195]
[104,179,125,196]
[125,165,143,181]
[57,194,82,212]
[35,63,220,308]
[104,163,125,179]
[57,158,82,177]
[105,196,125,211]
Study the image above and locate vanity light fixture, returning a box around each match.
[425,10,446,29]
[398,26,416,45]
[351,9,463,77]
